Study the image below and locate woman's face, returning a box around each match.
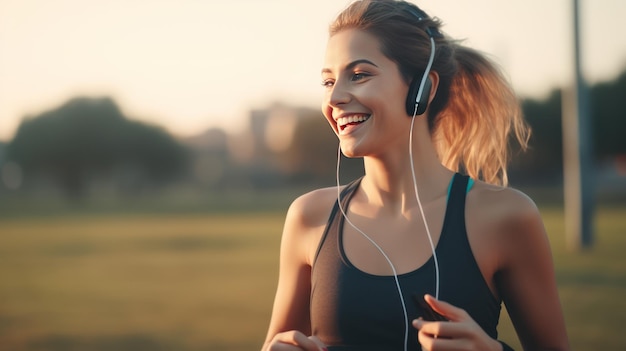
[321,28,411,157]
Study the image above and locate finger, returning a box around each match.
[417,328,469,351]
[424,294,470,322]
[307,335,327,351]
[271,331,326,351]
[417,327,434,351]
[413,319,449,338]
[415,317,487,344]
[412,318,469,340]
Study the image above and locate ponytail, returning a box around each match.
[431,44,530,186]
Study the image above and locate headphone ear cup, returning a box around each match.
[405,73,432,116]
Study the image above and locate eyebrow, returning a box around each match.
[321,59,379,74]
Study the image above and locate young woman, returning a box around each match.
[262,1,569,350]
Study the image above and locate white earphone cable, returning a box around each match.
[336,146,410,351]
[333,35,438,351]
[410,37,440,300]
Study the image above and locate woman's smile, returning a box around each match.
[337,113,371,135]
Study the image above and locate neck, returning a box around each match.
[360,119,453,213]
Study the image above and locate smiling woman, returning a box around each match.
[261,1,569,351]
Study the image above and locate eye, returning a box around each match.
[351,72,370,82]
[321,79,335,88]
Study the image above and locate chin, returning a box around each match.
[339,141,367,159]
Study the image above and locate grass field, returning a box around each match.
[0,206,625,351]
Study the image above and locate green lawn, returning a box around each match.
[0,207,624,350]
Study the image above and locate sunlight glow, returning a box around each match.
[0,0,624,142]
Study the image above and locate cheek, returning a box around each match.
[321,100,337,133]
[378,77,410,113]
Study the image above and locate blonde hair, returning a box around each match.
[330,0,530,186]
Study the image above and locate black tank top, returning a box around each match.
[310,173,501,350]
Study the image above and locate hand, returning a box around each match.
[412,294,501,351]
[265,330,327,351]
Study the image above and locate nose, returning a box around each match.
[328,80,351,107]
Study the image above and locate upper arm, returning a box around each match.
[494,193,569,350]
[262,189,334,347]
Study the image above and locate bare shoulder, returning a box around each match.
[467,180,541,226]
[286,186,340,229]
[465,180,548,265]
[282,186,342,265]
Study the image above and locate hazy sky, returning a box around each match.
[1,0,625,142]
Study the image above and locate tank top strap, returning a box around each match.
[446,174,473,203]
[313,177,363,263]
[445,173,470,223]
[339,177,363,207]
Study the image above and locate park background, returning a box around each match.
[1,0,626,350]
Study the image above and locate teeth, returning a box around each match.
[337,114,370,127]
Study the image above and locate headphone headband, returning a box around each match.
[403,5,443,39]
[402,4,439,116]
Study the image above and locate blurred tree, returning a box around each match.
[513,67,626,185]
[6,96,189,198]
[591,70,626,158]
[515,89,564,184]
